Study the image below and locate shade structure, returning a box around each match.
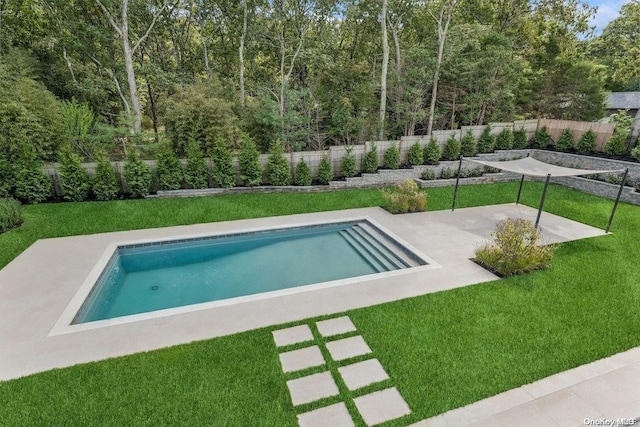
[451,156,628,232]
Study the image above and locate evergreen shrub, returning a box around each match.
[494,129,514,150]
[460,130,477,157]
[442,134,461,160]
[576,130,596,154]
[294,157,312,186]
[555,128,575,152]
[123,149,151,198]
[407,142,424,166]
[424,139,440,165]
[238,137,263,187]
[477,126,495,153]
[155,148,183,191]
[513,128,528,149]
[340,146,358,178]
[383,144,401,169]
[184,140,210,189]
[14,151,51,204]
[0,198,22,233]
[362,143,379,173]
[92,151,119,201]
[317,154,333,184]
[59,148,90,202]
[266,141,291,185]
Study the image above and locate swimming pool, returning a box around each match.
[73,220,427,324]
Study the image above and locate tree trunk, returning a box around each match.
[147,82,159,142]
[379,0,389,140]
[239,0,248,109]
[120,1,142,134]
[426,0,457,137]
[201,30,210,79]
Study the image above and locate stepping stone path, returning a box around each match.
[271,315,413,426]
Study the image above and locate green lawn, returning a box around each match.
[1,183,639,426]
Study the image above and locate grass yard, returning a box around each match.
[1,182,639,426]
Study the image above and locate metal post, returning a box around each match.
[451,155,464,211]
[606,168,629,233]
[535,174,551,229]
[516,175,525,204]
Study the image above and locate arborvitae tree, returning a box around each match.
[0,151,13,198]
[211,138,236,188]
[604,124,631,157]
[555,128,575,152]
[317,154,333,184]
[59,147,90,202]
[383,144,401,169]
[407,142,424,166]
[424,139,440,165]
[532,126,552,149]
[238,137,263,186]
[13,150,51,204]
[154,147,183,191]
[340,146,357,177]
[123,148,151,198]
[513,128,528,149]
[494,129,514,150]
[266,141,291,185]
[294,157,312,186]
[477,126,495,153]
[92,150,119,201]
[184,140,209,189]
[576,130,596,154]
[442,134,461,160]
[460,130,477,157]
[362,143,379,173]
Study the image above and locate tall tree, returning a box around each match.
[379,0,389,139]
[94,0,173,134]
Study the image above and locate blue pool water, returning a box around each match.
[74,221,420,324]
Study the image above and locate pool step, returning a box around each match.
[339,230,391,272]
[353,223,423,268]
[350,226,409,269]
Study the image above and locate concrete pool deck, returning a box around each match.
[0,203,607,381]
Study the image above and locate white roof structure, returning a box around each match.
[467,156,625,177]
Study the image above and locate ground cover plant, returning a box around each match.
[1,183,639,426]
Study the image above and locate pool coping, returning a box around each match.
[0,204,607,381]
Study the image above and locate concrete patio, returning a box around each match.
[0,203,607,381]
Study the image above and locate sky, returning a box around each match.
[586,0,631,34]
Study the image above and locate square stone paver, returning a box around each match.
[325,335,372,361]
[316,316,357,337]
[353,387,411,426]
[272,325,314,347]
[279,346,325,373]
[286,372,339,406]
[297,402,354,427]
[337,358,390,391]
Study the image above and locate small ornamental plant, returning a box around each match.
[154,147,183,191]
[184,140,210,189]
[442,134,461,160]
[340,146,358,178]
[0,197,22,233]
[211,138,236,188]
[532,126,552,149]
[420,169,436,180]
[316,154,333,184]
[494,129,514,150]
[424,139,440,165]
[294,157,312,186]
[477,125,494,153]
[266,141,291,185]
[383,144,401,169]
[460,130,477,157]
[474,218,555,277]
[576,130,596,154]
[407,142,424,166]
[58,148,90,202]
[513,127,528,149]
[381,179,427,214]
[362,143,379,173]
[123,148,151,198]
[92,150,119,201]
[632,146,640,163]
[555,128,575,152]
[238,137,263,187]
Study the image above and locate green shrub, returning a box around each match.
[576,130,596,154]
[294,157,312,186]
[555,128,575,152]
[14,151,52,204]
[0,151,13,198]
[317,154,334,184]
[604,128,629,157]
[631,145,640,162]
[266,141,291,185]
[123,149,151,198]
[442,134,461,160]
[383,144,401,169]
[92,151,119,201]
[154,148,183,191]
[513,127,528,149]
[423,139,440,165]
[58,148,90,202]
[0,197,22,233]
[407,142,424,166]
[440,167,454,179]
[531,126,552,149]
[211,139,236,188]
[362,143,379,173]
[494,129,514,150]
[184,140,210,189]
[381,179,427,214]
[474,218,554,277]
[238,137,263,187]
[460,130,477,157]
[421,169,436,180]
[477,126,494,153]
[340,146,358,178]
[635,181,640,193]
